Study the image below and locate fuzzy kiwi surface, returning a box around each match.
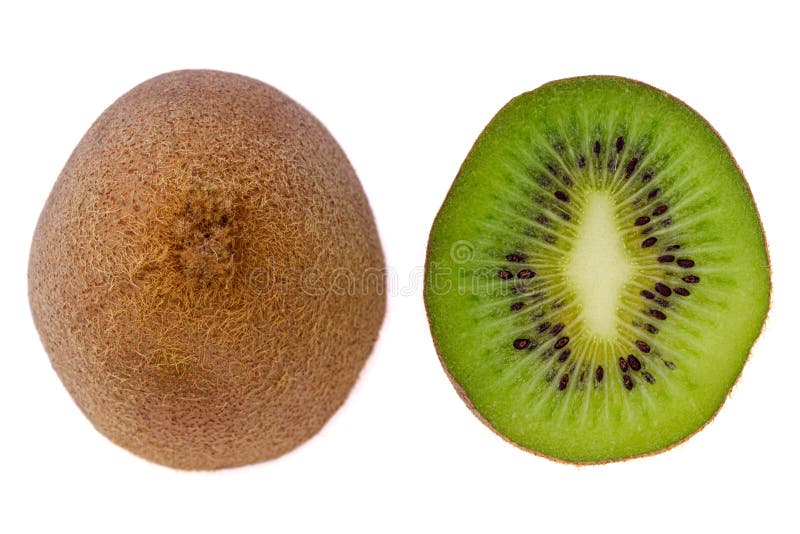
[28,70,385,470]
[425,76,769,463]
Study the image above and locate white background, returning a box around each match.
[2,1,797,532]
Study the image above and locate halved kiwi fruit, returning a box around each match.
[425,76,769,463]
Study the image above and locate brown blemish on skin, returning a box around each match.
[169,180,238,286]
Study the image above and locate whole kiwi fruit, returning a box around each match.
[28,69,385,470]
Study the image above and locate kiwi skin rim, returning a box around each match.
[423,74,772,465]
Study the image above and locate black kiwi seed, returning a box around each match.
[635,340,651,353]
[506,253,527,262]
[674,287,690,296]
[577,154,586,168]
[642,371,656,384]
[641,289,655,299]
[593,140,601,154]
[647,188,660,200]
[650,309,667,320]
[615,136,625,152]
[558,374,569,391]
[641,170,654,183]
[635,216,650,226]
[554,336,570,349]
[554,190,569,202]
[676,258,695,268]
[550,323,565,336]
[683,275,700,283]
[498,269,513,280]
[658,254,675,263]
[537,322,551,334]
[595,366,604,382]
[558,349,571,362]
[654,283,672,297]
[517,269,535,279]
[645,323,658,334]
[618,357,629,372]
[623,375,634,391]
[627,354,642,371]
[513,339,530,350]
[510,302,524,311]
[652,204,668,216]
[641,237,657,248]
[624,158,638,178]
[654,298,669,308]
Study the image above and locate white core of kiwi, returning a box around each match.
[564,191,633,339]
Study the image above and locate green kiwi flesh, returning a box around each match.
[424,76,770,463]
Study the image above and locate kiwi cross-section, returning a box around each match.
[424,76,770,463]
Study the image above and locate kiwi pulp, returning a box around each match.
[425,76,769,463]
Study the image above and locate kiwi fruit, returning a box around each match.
[28,70,385,470]
[424,76,769,463]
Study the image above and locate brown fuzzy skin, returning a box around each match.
[28,70,386,470]
[424,75,771,465]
